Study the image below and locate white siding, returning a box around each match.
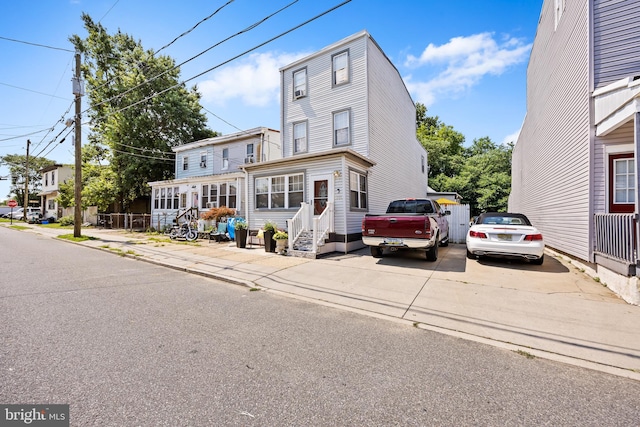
[282,36,369,158]
[593,0,640,89]
[510,0,592,261]
[366,37,428,215]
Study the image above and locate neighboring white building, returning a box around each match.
[148,127,281,230]
[38,164,73,220]
[509,0,640,304]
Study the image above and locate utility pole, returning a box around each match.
[24,139,30,221]
[73,51,83,237]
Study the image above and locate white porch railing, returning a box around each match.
[594,213,636,264]
[312,202,334,253]
[286,201,334,253]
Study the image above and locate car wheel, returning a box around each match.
[370,246,383,258]
[531,255,544,265]
[466,249,476,259]
[426,243,438,261]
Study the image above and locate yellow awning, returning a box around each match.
[435,197,459,205]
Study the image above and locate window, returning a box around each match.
[222,148,229,170]
[421,155,425,174]
[200,152,207,168]
[246,143,254,163]
[333,110,350,146]
[173,187,179,209]
[610,153,635,213]
[45,173,49,186]
[332,50,349,86]
[202,184,209,209]
[293,121,307,153]
[349,170,367,210]
[51,171,55,185]
[160,188,166,209]
[255,173,304,209]
[220,183,227,207]
[154,189,159,209]
[293,68,307,98]
[228,184,237,209]
[155,187,180,210]
[47,199,55,210]
[182,156,189,171]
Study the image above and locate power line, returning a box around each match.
[0,36,74,52]
[0,82,72,100]
[98,0,121,23]
[88,0,299,114]
[0,127,55,142]
[155,0,235,55]
[93,0,351,119]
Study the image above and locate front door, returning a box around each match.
[312,175,333,216]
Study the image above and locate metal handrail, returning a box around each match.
[594,213,636,263]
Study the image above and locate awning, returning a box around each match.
[435,197,458,205]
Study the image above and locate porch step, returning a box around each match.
[289,230,327,258]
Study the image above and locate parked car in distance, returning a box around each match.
[9,207,41,221]
[466,212,545,265]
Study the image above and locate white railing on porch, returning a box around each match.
[312,202,334,253]
[594,213,636,264]
[286,201,334,253]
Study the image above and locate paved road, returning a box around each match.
[1,227,640,426]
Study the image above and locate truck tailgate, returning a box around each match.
[363,215,430,238]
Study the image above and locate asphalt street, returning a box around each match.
[1,227,640,426]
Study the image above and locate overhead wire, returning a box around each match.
[155,0,235,55]
[0,36,74,53]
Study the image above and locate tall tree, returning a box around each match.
[0,154,55,203]
[69,14,216,211]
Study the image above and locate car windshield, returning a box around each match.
[478,214,531,226]
[387,200,435,214]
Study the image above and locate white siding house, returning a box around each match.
[148,127,280,230]
[38,164,73,220]
[510,0,640,304]
[243,30,428,255]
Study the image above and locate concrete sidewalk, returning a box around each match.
[12,224,640,380]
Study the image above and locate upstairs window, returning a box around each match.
[333,110,350,146]
[554,0,565,29]
[293,121,307,154]
[293,68,307,98]
[51,171,55,185]
[182,156,189,171]
[332,50,349,86]
[45,173,49,186]
[222,148,229,170]
[245,144,254,163]
[200,152,207,168]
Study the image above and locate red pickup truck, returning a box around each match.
[361,198,450,261]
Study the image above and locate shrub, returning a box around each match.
[58,215,74,226]
[263,221,277,232]
[235,219,248,230]
[201,206,236,222]
[273,231,288,240]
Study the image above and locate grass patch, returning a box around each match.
[515,349,536,359]
[9,225,30,230]
[57,234,97,242]
[249,288,260,292]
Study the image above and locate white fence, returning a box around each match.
[445,204,471,244]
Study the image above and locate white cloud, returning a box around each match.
[197,51,309,107]
[404,33,532,106]
[501,128,521,146]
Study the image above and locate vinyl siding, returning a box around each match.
[365,37,428,216]
[593,0,640,88]
[176,140,253,179]
[510,0,592,261]
[281,35,369,158]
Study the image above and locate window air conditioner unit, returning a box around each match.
[244,156,255,164]
[200,162,206,168]
[206,202,216,208]
[294,90,305,98]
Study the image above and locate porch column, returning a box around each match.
[635,112,640,267]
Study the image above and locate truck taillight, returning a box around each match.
[524,233,543,241]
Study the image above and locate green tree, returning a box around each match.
[69,14,217,211]
[0,153,55,204]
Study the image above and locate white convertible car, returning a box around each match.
[466,212,545,265]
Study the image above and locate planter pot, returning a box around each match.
[235,228,247,248]
[264,230,276,252]
[275,239,288,255]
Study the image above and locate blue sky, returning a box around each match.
[0,0,543,202]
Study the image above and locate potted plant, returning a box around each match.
[234,219,248,248]
[273,231,288,255]
[263,221,277,252]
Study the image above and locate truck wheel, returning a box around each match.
[439,235,449,247]
[370,246,383,258]
[426,243,438,261]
